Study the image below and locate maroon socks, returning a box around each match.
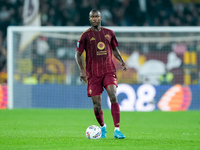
[94,109,104,127]
[94,103,120,128]
[111,103,120,127]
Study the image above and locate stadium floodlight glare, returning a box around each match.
[7,26,200,109]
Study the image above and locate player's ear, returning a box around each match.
[89,16,91,22]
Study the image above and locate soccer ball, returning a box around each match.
[86,125,101,139]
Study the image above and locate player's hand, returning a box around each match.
[80,69,87,84]
[121,62,127,71]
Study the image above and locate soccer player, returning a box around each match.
[75,9,127,139]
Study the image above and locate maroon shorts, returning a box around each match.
[87,73,118,97]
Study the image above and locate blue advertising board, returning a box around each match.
[13,84,199,111]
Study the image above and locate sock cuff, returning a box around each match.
[111,103,120,111]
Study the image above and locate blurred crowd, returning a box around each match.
[1,0,200,84]
[1,0,200,40]
[40,0,200,27]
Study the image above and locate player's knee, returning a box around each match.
[109,94,117,103]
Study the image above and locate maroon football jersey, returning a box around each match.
[76,27,118,78]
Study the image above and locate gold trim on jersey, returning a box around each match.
[97,51,107,55]
[97,42,105,50]
[78,28,91,41]
[90,37,95,41]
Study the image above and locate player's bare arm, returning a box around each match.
[112,47,127,71]
[75,51,87,83]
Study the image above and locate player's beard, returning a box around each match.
[92,21,100,27]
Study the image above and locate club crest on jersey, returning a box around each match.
[105,34,110,39]
[97,42,105,50]
[77,42,79,48]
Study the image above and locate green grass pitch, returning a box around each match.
[0,109,199,150]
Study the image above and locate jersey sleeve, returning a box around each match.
[111,30,119,49]
[76,33,85,53]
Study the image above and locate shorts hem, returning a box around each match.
[87,93,102,97]
[105,83,118,89]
